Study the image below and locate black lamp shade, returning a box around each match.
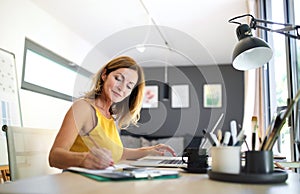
[232,24,273,70]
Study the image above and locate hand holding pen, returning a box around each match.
[81,133,115,169]
[80,147,114,169]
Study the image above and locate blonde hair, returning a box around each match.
[85,56,145,129]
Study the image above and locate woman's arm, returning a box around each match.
[121,144,176,160]
[49,100,114,169]
[48,103,87,169]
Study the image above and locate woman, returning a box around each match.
[49,56,176,170]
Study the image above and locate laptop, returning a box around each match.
[131,113,225,168]
[130,156,187,168]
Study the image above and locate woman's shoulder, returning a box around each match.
[72,98,96,115]
[73,98,94,107]
[71,98,98,133]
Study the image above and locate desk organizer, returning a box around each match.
[208,169,288,184]
[208,150,288,184]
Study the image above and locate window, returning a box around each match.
[22,38,92,101]
[263,0,299,162]
[268,0,290,159]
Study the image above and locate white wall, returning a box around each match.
[0,0,93,129]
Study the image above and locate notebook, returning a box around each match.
[130,156,187,168]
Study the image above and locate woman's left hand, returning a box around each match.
[146,144,177,156]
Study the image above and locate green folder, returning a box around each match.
[67,167,180,182]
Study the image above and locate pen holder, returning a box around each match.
[245,150,273,174]
[211,146,241,174]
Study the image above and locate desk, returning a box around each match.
[0,169,299,194]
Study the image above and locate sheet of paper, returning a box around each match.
[67,164,134,175]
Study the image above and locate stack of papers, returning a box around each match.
[67,164,180,181]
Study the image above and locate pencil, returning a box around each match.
[217,129,222,143]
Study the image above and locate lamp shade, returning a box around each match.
[232,24,273,70]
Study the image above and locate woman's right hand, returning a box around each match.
[80,147,114,169]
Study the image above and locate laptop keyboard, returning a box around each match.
[159,159,184,165]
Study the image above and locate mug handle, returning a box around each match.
[182,152,188,164]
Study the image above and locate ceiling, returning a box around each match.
[29,0,248,68]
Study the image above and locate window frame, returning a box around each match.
[21,38,92,101]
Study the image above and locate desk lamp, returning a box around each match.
[229,13,299,71]
[228,14,300,164]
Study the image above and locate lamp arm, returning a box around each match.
[251,18,300,40]
[228,14,300,40]
[253,18,293,27]
[254,24,300,39]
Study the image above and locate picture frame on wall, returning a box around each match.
[142,85,159,108]
[203,84,222,108]
[171,84,189,108]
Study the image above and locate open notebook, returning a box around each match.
[130,156,187,168]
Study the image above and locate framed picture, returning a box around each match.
[171,84,189,108]
[142,85,159,108]
[203,84,222,108]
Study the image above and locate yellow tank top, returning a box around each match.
[70,104,123,162]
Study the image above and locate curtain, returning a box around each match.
[241,0,265,151]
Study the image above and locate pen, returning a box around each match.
[86,133,101,149]
[244,138,250,150]
[221,131,231,146]
[235,129,244,144]
[202,130,218,147]
[200,113,224,148]
[230,120,237,145]
[200,129,208,148]
[234,134,247,146]
[207,132,220,146]
[211,113,224,134]
[234,130,245,146]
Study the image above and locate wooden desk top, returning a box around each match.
[0,169,299,194]
[0,165,8,170]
